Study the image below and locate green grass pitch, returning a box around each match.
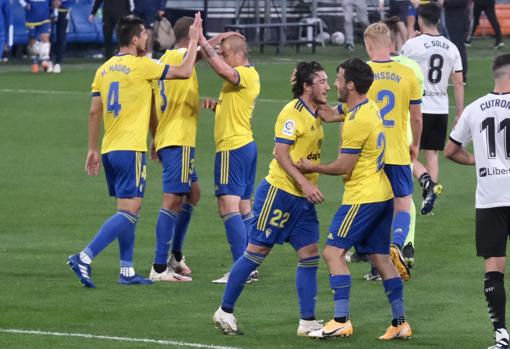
[0,40,507,349]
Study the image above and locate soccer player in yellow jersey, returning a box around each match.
[364,22,422,281]
[199,32,261,283]
[212,61,327,336]
[298,58,412,340]
[149,18,242,282]
[67,14,202,288]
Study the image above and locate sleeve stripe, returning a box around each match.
[449,136,462,146]
[275,137,295,145]
[410,99,422,105]
[454,70,463,73]
[91,92,100,96]
[337,103,344,114]
[341,148,361,154]
[160,64,170,80]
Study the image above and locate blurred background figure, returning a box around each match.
[442,0,469,83]
[380,0,409,48]
[133,0,165,57]
[89,0,133,59]
[49,0,73,73]
[20,0,52,73]
[0,0,12,62]
[342,0,369,51]
[466,0,504,49]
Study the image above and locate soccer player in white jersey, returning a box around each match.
[401,2,464,215]
[445,54,510,349]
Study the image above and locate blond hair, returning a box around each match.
[364,23,391,47]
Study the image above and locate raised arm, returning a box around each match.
[163,12,202,79]
[85,96,103,176]
[198,32,240,85]
[274,142,324,204]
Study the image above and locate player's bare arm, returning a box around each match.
[409,103,422,161]
[444,140,475,165]
[297,152,359,176]
[198,32,240,85]
[274,142,324,204]
[85,96,103,176]
[451,71,464,125]
[165,12,202,79]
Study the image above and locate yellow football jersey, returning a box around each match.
[266,98,324,197]
[391,54,425,146]
[153,48,199,150]
[91,54,168,154]
[367,60,422,165]
[340,99,393,205]
[214,65,260,151]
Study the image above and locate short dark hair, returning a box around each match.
[493,54,510,79]
[173,16,194,43]
[292,61,325,98]
[338,58,374,94]
[418,3,441,26]
[116,15,144,47]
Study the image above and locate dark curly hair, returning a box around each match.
[292,61,325,98]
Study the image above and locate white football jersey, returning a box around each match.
[401,34,463,114]
[450,92,510,208]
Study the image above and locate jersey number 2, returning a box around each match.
[107,81,122,117]
[377,90,395,127]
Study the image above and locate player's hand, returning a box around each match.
[52,0,62,9]
[158,10,165,17]
[301,181,324,204]
[199,31,208,46]
[409,144,419,162]
[150,141,160,162]
[88,14,95,23]
[189,12,203,42]
[202,98,217,111]
[295,158,314,174]
[85,150,101,176]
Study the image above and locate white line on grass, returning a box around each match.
[0,328,242,349]
[0,88,287,103]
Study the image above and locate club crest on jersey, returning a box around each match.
[282,120,296,136]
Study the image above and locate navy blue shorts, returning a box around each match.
[102,151,147,198]
[249,179,320,251]
[384,164,413,197]
[327,199,394,255]
[27,22,51,39]
[159,146,198,194]
[214,141,257,199]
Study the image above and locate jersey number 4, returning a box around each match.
[107,81,122,117]
[481,117,510,158]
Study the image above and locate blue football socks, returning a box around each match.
[392,211,411,248]
[222,251,266,312]
[154,208,177,265]
[223,212,247,262]
[172,203,193,256]
[383,277,405,320]
[296,256,320,320]
[84,210,139,261]
[330,274,352,320]
[242,211,254,247]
